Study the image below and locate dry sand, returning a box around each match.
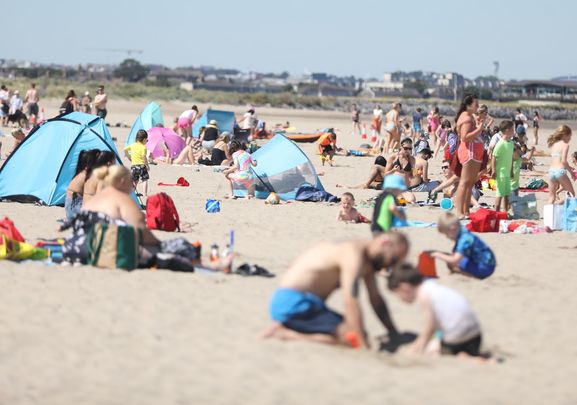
[1,99,577,405]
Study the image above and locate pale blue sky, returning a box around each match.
[2,0,574,80]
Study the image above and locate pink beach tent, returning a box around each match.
[146,127,186,159]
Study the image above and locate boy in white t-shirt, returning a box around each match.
[388,264,486,359]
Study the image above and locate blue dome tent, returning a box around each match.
[0,112,127,206]
[233,134,324,200]
[125,102,164,146]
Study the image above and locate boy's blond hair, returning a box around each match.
[341,192,355,201]
[437,212,460,232]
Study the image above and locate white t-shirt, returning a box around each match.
[515,113,527,123]
[373,108,383,118]
[418,279,481,344]
[0,90,9,102]
[179,109,198,121]
[9,96,23,113]
[242,112,257,129]
[488,132,502,151]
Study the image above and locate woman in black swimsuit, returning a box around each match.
[210,132,232,166]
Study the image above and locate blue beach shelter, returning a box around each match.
[192,109,235,138]
[0,112,126,206]
[233,134,324,200]
[125,102,164,145]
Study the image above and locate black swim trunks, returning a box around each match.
[131,165,149,182]
[441,334,482,356]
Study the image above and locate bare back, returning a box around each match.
[279,241,371,299]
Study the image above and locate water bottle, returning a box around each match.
[221,244,232,273]
[210,244,219,263]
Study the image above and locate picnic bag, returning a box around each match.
[88,223,141,270]
[467,208,508,233]
[146,192,180,232]
[562,197,577,232]
[510,194,539,220]
[0,217,25,242]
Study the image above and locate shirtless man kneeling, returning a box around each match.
[262,232,409,349]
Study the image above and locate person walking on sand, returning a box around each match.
[371,104,383,141]
[81,91,92,114]
[532,111,541,146]
[546,125,576,204]
[94,85,108,120]
[383,103,402,154]
[262,232,409,348]
[454,94,484,220]
[24,83,39,125]
[351,103,362,138]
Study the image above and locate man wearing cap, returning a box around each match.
[94,85,107,120]
[200,119,219,153]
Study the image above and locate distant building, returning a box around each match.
[502,80,577,101]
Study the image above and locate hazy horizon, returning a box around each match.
[3,0,574,81]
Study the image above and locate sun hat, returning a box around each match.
[478,104,488,113]
[382,174,407,191]
[209,119,218,126]
[14,90,19,95]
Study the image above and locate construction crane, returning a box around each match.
[86,48,144,57]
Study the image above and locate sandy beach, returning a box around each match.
[1,99,577,405]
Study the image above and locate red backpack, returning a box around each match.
[146,193,180,232]
[0,217,25,242]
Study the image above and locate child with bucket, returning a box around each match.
[429,212,496,279]
[370,174,408,234]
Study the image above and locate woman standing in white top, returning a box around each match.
[178,105,199,144]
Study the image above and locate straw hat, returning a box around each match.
[209,119,218,126]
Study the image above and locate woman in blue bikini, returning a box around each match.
[547,125,576,204]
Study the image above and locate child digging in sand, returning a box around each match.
[317,130,337,166]
[337,192,370,223]
[491,120,515,212]
[431,212,496,279]
[224,140,257,199]
[388,263,491,361]
[123,129,150,197]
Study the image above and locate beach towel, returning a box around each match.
[295,185,340,203]
[157,177,190,187]
[0,234,49,261]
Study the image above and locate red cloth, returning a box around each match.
[157,177,190,187]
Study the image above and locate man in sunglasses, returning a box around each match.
[263,232,409,349]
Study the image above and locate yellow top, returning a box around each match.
[124,142,147,165]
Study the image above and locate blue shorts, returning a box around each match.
[413,123,421,133]
[458,256,495,279]
[270,288,343,334]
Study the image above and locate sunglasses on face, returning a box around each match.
[442,166,449,169]
[403,147,412,151]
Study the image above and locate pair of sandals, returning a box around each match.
[234,263,275,278]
